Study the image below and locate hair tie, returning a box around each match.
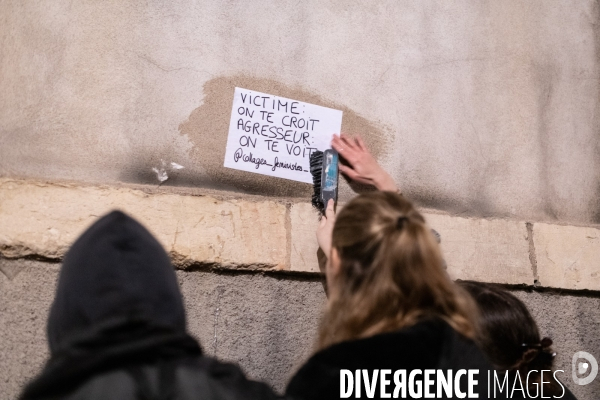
[396,216,409,230]
[541,337,553,349]
[513,337,556,371]
[521,337,553,351]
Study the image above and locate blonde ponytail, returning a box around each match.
[318,191,476,349]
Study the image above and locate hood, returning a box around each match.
[48,210,187,352]
[21,211,201,399]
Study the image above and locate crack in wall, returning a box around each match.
[285,203,292,270]
[526,222,540,286]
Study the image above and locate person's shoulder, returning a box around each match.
[285,319,453,400]
[435,319,491,371]
[184,356,280,400]
[311,318,448,367]
[54,368,135,400]
[54,356,279,400]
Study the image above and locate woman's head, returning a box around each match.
[460,282,559,393]
[319,191,475,348]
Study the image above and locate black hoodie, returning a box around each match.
[286,319,530,400]
[20,211,278,400]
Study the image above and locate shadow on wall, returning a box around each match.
[172,75,391,198]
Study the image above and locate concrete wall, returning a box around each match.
[2,1,600,399]
[2,258,600,399]
[1,0,599,224]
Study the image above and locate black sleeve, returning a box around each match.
[285,357,341,400]
[192,357,281,400]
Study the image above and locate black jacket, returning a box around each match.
[286,319,531,400]
[20,211,278,400]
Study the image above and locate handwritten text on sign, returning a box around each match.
[224,87,343,183]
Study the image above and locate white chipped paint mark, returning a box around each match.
[151,159,185,184]
[151,167,168,183]
[152,159,169,183]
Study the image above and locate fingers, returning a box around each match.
[319,215,328,227]
[331,134,341,150]
[339,134,357,151]
[355,136,367,152]
[333,134,358,163]
[334,134,355,151]
[336,133,368,156]
[333,134,351,150]
[332,135,349,158]
[338,163,360,180]
[325,199,335,220]
[319,199,336,226]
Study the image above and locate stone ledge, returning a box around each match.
[535,223,600,291]
[289,202,322,273]
[424,213,533,285]
[1,178,599,290]
[287,204,534,284]
[0,178,287,270]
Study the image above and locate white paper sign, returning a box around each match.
[224,87,343,183]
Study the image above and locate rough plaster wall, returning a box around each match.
[178,270,325,389]
[2,258,600,400]
[0,260,56,399]
[1,0,599,224]
[0,259,325,398]
[512,289,600,399]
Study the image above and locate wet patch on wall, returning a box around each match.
[178,75,391,198]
